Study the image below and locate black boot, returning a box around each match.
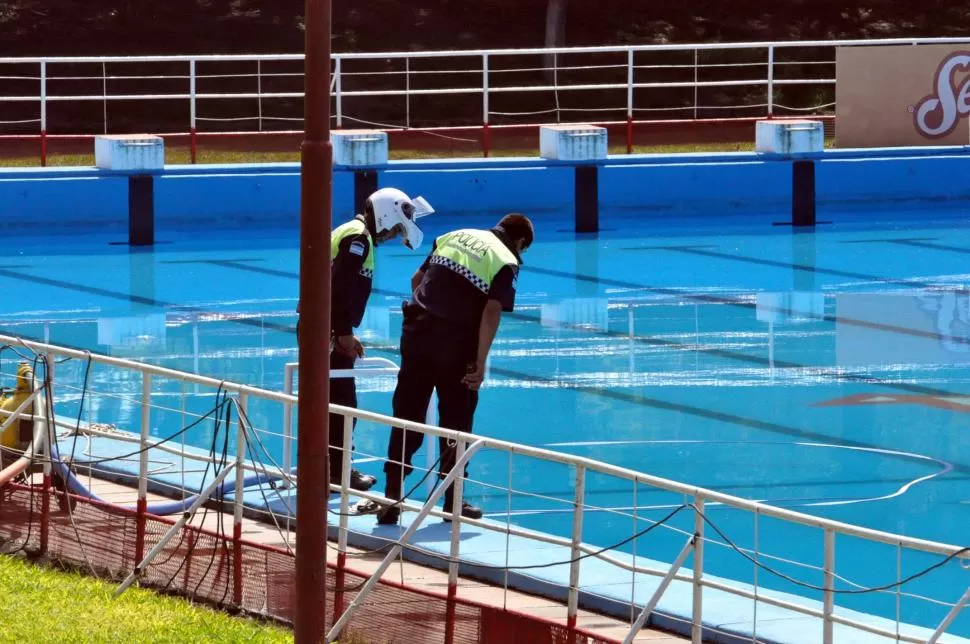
[376,475,403,525]
[330,468,377,492]
[442,485,482,522]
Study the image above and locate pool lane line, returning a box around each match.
[203,256,970,352]
[0,265,294,334]
[838,237,970,257]
[203,258,961,399]
[521,263,970,349]
[890,239,970,257]
[636,244,969,292]
[41,255,962,474]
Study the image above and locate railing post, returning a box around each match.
[482,54,490,158]
[567,465,586,631]
[39,61,47,167]
[928,585,970,644]
[693,49,699,120]
[39,352,55,555]
[405,57,411,130]
[257,59,264,133]
[282,363,295,548]
[691,497,704,644]
[767,45,775,118]
[327,440,485,644]
[445,438,467,644]
[101,62,108,135]
[189,59,197,164]
[334,56,343,129]
[425,392,438,498]
[626,49,634,155]
[232,393,248,606]
[823,529,835,644]
[134,372,152,567]
[334,413,353,620]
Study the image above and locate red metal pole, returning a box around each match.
[134,497,147,564]
[190,128,197,164]
[232,522,243,605]
[334,551,346,619]
[295,0,332,640]
[626,116,633,154]
[39,473,50,555]
[40,130,47,167]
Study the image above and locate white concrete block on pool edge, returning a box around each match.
[95,134,165,171]
[755,119,825,155]
[332,129,388,167]
[539,124,608,161]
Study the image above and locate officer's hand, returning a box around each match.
[353,336,365,358]
[334,334,357,358]
[462,362,485,391]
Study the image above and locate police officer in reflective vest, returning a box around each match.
[359,213,534,524]
[297,187,435,492]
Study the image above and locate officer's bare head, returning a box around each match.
[497,213,534,255]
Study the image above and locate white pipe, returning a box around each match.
[1,36,969,64]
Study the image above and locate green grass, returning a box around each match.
[0,554,293,643]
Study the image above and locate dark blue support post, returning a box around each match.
[354,169,378,215]
[575,164,599,233]
[791,160,816,228]
[128,175,155,246]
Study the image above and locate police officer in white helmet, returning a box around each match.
[297,187,434,492]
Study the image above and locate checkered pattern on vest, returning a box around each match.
[359,267,374,279]
[429,255,489,293]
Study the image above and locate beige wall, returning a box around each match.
[836,44,970,148]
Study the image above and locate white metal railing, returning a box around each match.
[282,357,439,497]
[4,37,970,162]
[1,332,969,644]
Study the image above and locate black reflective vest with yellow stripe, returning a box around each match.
[430,229,519,292]
[330,219,375,335]
[413,228,520,331]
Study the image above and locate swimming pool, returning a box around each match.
[3,209,970,635]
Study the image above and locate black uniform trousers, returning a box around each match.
[297,318,358,482]
[329,349,358,481]
[384,304,479,503]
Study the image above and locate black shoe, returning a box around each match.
[376,505,401,525]
[355,498,402,525]
[443,501,483,522]
[331,469,377,492]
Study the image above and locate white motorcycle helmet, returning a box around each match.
[366,187,434,250]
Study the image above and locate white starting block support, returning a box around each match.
[333,130,388,217]
[332,129,388,167]
[539,124,608,161]
[95,134,165,171]
[540,125,607,233]
[756,120,825,227]
[755,119,825,155]
[95,135,164,246]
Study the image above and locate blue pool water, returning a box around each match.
[3,210,970,635]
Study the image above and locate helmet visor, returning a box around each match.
[399,196,434,250]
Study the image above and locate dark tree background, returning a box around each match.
[2,1,967,56]
[1,1,967,134]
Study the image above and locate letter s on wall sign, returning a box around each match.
[914,52,970,139]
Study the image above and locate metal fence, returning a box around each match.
[3,37,970,162]
[1,332,969,643]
